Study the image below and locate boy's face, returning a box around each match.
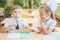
[12,8,21,18]
[40,9,50,20]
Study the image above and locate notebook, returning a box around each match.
[20,32,32,38]
[7,32,32,38]
[42,35,56,40]
[55,34,60,40]
[42,32,60,40]
[7,33,20,38]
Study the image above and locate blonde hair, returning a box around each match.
[10,5,22,15]
[39,5,55,20]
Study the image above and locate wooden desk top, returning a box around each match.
[0,32,42,40]
[0,32,60,40]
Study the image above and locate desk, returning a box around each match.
[0,32,60,40]
[0,32,42,40]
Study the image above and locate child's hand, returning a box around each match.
[36,32,41,34]
[9,22,17,30]
[40,18,45,23]
[19,27,31,32]
[40,19,45,28]
[12,22,17,28]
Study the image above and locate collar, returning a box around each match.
[46,18,52,24]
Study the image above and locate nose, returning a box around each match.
[16,13,18,15]
[40,13,44,16]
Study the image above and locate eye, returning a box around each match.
[14,11,17,13]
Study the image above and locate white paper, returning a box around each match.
[7,33,20,38]
[42,35,56,40]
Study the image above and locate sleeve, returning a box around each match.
[4,19,12,27]
[48,20,57,30]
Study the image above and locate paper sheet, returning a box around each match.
[7,32,32,38]
[20,32,32,38]
[55,34,60,40]
[42,35,56,40]
[7,33,20,38]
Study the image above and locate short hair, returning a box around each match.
[10,5,22,14]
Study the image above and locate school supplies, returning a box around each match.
[42,35,56,40]
[20,32,32,38]
[55,33,60,40]
[7,33,20,38]
[42,32,60,40]
[7,32,32,38]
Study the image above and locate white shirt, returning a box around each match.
[38,18,57,31]
[4,18,28,30]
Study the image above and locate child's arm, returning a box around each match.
[28,27,40,32]
[2,22,17,33]
[39,18,52,34]
[37,26,41,34]
[41,21,56,35]
[41,24,52,35]
[0,26,14,33]
[20,27,31,32]
[0,26,9,33]
[0,23,13,33]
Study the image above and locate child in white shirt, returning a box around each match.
[3,5,29,33]
[38,6,57,35]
